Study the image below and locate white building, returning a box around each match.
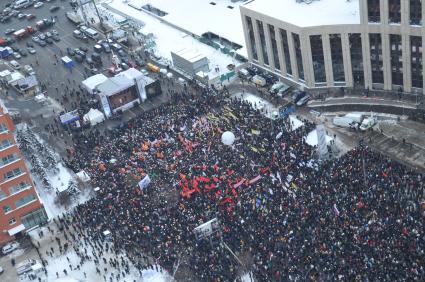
[240,0,425,93]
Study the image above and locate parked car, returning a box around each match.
[27,47,36,54]
[18,48,27,56]
[45,37,53,44]
[13,52,21,59]
[49,6,60,12]
[52,35,60,42]
[51,29,58,36]
[26,14,35,20]
[292,90,306,103]
[37,40,46,47]
[5,28,15,35]
[17,13,25,19]
[45,31,52,38]
[66,47,75,56]
[296,95,310,106]
[0,265,3,274]
[2,241,20,254]
[34,2,43,8]
[38,33,46,40]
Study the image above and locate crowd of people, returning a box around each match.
[62,88,424,281]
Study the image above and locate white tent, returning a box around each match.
[82,74,108,94]
[76,170,91,182]
[83,108,105,126]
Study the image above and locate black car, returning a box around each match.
[50,6,60,12]
[52,35,60,42]
[117,49,126,57]
[26,42,34,48]
[292,90,306,103]
[45,37,53,44]
[134,58,145,68]
[74,54,83,63]
[79,46,88,53]
[38,40,46,47]
[67,47,75,56]
[18,49,27,56]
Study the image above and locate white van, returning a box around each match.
[83,28,99,39]
[16,259,38,275]
[10,60,21,70]
[270,82,285,94]
[360,117,377,131]
[14,0,31,9]
[333,116,359,129]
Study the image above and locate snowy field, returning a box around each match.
[19,227,171,282]
[105,0,243,80]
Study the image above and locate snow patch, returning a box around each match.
[289,115,304,131]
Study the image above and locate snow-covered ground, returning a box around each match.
[21,227,172,282]
[289,115,304,131]
[104,0,243,80]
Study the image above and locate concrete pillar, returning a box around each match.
[301,34,314,87]
[322,33,334,87]
[341,33,353,87]
[287,32,299,81]
[362,32,372,89]
[275,27,287,76]
[381,32,392,89]
[402,34,412,92]
[360,0,368,25]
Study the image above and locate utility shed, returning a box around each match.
[171,48,209,75]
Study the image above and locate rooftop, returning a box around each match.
[173,48,206,63]
[243,0,360,27]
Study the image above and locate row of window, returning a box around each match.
[5,208,47,230]
[0,181,32,200]
[0,138,14,151]
[0,123,8,133]
[0,153,20,167]
[2,194,36,213]
[246,16,424,88]
[368,0,422,25]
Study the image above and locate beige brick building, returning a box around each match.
[240,0,425,94]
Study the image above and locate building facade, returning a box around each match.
[240,0,425,94]
[0,102,47,244]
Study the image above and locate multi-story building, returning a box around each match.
[0,101,47,244]
[240,0,425,94]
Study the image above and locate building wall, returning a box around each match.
[0,105,47,244]
[240,0,425,94]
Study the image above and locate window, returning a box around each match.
[0,153,19,167]
[3,167,24,181]
[370,33,384,84]
[9,181,31,195]
[411,36,423,88]
[390,34,403,86]
[368,0,380,23]
[310,35,326,84]
[410,0,422,25]
[15,194,36,208]
[257,20,269,65]
[21,208,48,229]
[268,24,280,70]
[388,0,401,24]
[0,123,7,133]
[0,189,6,200]
[280,29,292,75]
[349,33,364,86]
[0,139,13,151]
[3,205,11,213]
[292,33,304,80]
[246,16,258,60]
[330,34,345,82]
[8,218,16,225]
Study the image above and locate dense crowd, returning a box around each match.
[64,88,424,281]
